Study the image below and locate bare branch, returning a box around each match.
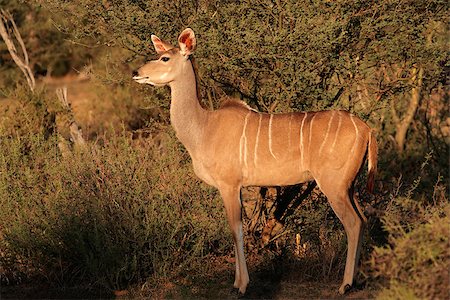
[0,9,35,92]
[56,87,86,151]
[56,87,69,108]
[5,10,29,66]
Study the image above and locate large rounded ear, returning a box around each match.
[151,35,174,54]
[178,28,196,57]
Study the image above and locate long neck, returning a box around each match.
[169,60,207,153]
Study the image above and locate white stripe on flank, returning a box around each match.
[300,112,308,168]
[319,111,335,156]
[350,114,359,154]
[268,114,277,159]
[239,111,251,168]
[308,113,316,158]
[331,111,342,151]
[288,113,293,149]
[254,114,262,167]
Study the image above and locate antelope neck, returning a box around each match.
[168,60,208,153]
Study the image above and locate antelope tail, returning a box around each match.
[367,130,378,194]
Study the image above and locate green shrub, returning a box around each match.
[42,0,448,134]
[0,85,55,137]
[367,183,449,299]
[0,131,230,290]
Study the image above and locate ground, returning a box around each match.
[2,256,376,299]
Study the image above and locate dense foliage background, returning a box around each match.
[0,0,448,298]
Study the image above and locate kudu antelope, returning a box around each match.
[132,28,377,295]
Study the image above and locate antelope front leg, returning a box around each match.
[219,184,249,294]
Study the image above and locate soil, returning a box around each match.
[2,262,375,300]
[151,257,376,300]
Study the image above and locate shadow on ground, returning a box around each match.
[164,254,375,299]
[1,283,113,299]
[1,254,375,299]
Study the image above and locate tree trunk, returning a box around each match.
[392,66,424,153]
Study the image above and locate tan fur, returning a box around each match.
[367,130,378,193]
[133,28,378,295]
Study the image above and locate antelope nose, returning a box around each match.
[132,70,139,77]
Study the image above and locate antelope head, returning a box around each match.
[132,28,196,86]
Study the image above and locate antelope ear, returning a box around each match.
[151,35,174,54]
[178,28,196,57]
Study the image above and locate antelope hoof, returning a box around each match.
[338,283,351,295]
[233,281,248,296]
[233,276,249,295]
[239,286,247,295]
[229,287,246,298]
[233,283,247,295]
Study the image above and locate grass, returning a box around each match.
[0,130,230,293]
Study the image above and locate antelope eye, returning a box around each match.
[161,57,170,62]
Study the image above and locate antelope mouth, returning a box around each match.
[133,76,165,86]
[133,76,151,84]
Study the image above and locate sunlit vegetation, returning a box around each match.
[0,0,448,298]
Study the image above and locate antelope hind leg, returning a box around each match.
[318,183,365,294]
[335,193,364,295]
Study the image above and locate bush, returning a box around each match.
[0,85,55,137]
[0,131,230,290]
[366,178,449,299]
[43,0,448,118]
